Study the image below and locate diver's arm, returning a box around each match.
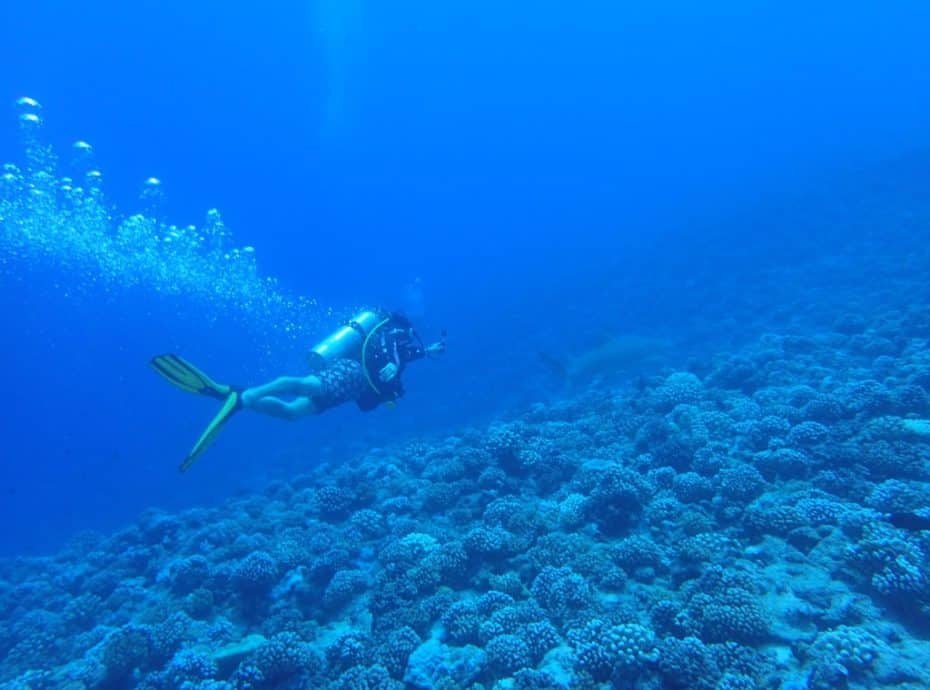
[425,341,445,357]
[400,341,429,363]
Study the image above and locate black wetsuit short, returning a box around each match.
[312,316,426,413]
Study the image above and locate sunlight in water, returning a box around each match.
[312,0,366,139]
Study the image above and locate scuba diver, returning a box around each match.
[151,310,445,472]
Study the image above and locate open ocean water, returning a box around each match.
[1,1,930,688]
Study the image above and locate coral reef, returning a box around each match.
[3,318,930,689]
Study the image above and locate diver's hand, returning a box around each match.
[426,341,445,357]
[379,362,399,382]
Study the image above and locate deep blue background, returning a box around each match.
[1,0,929,554]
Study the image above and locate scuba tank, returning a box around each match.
[307,309,386,371]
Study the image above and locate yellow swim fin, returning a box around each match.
[150,354,232,400]
[179,390,243,473]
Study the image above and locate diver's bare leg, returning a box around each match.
[247,395,317,420]
[241,375,322,406]
[240,374,323,420]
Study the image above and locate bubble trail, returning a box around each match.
[0,98,340,349]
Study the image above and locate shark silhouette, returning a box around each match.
[539,335,669,386]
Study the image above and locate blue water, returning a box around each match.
[1,0,928,554]
[1,3,930,688]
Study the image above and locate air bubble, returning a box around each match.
[16,104,55,173]
[15,97,41,111]
[84,170,103,197]
[139,177,165,216]
[70,140,96,179]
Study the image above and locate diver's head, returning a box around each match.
[389,311,414,329]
